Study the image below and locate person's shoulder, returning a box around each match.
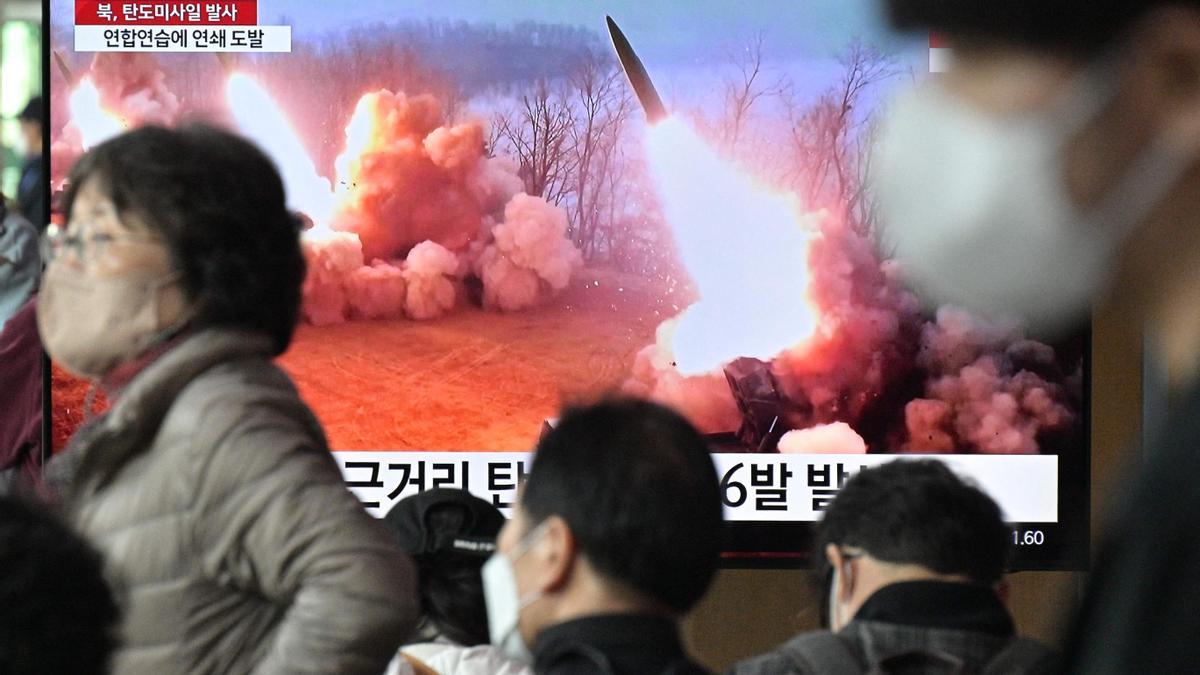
[727,631,860,675]
[0,213,36,249]
[165,334,326,459]
[981,636,1060,675]
[172,337,307,422]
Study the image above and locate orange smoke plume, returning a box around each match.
[332,90,487,261]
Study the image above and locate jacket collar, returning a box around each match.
[533,613,691,674]
[67,328,275,496]
[850,580,1014,637]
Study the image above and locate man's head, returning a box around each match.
[17,96,42,158]
[819,460,1011,630]
[494,398,723,646]
[877,0,1200,381]
[0,496,119,675]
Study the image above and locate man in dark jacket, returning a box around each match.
[872,1,1200,672]
[15,96,44,231]
[484,399,721,675]
[730,461,1056,674]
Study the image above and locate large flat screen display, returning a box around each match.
[49,0,1088,568]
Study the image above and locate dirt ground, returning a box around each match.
[280,267,673,450]
[52,267,678,452]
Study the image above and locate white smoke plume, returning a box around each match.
[778,422,867,454]
[402,241,461,320]
[622,318,743,434]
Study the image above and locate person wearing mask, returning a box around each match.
[0,495,120,675]
[382,488,532,675]
[41,124,418,674]
[730,460,1056,674]
[485,399,722,675]
[15,96,44,231]
[871,1,1200,671]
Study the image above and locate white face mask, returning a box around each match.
[482,523,549,663]
[874,60,1197,336]
[37,262,186,379]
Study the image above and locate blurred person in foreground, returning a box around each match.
[872,1,1200,671]
[16,96,45,231]
[0,196,43,495]
[0,298,43,495]
[382,488,532,675]
[730,460,1056,674]
[486,399,722,674]
[0,196,39,330]
[0,495,119,675]
[40,124,418,674]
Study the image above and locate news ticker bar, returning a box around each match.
[334,452,1058,523]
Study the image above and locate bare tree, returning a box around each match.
[781,40,897,233]
[719,34,786,152]
[492,78,576,205]
[566,54,633,259]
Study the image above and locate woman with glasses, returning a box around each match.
[40,125,418,675]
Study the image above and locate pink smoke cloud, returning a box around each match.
[902,308,1074,454]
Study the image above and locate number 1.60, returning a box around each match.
[1013,530,1045,546]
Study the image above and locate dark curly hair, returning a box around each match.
[0,496,120,675]
[63,124,305,354]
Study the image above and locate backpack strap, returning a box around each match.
[778,631,865,675]
[978,638,1059,675]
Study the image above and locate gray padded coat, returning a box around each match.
[50,328,418,674]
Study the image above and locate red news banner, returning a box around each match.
[73,0,290,52]
[75,0,258,25]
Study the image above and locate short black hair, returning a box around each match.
[17,96,42,125]
[819,460,1011,585]
[0,496,120,675]
[521,398,723,614]
[63,124,304,354]
[885,1,1200,53]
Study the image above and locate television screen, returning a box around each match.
[48,0,1088,569]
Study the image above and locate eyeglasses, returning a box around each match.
[40,223,164,264]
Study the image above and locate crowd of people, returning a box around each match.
[2,0,1200,672]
